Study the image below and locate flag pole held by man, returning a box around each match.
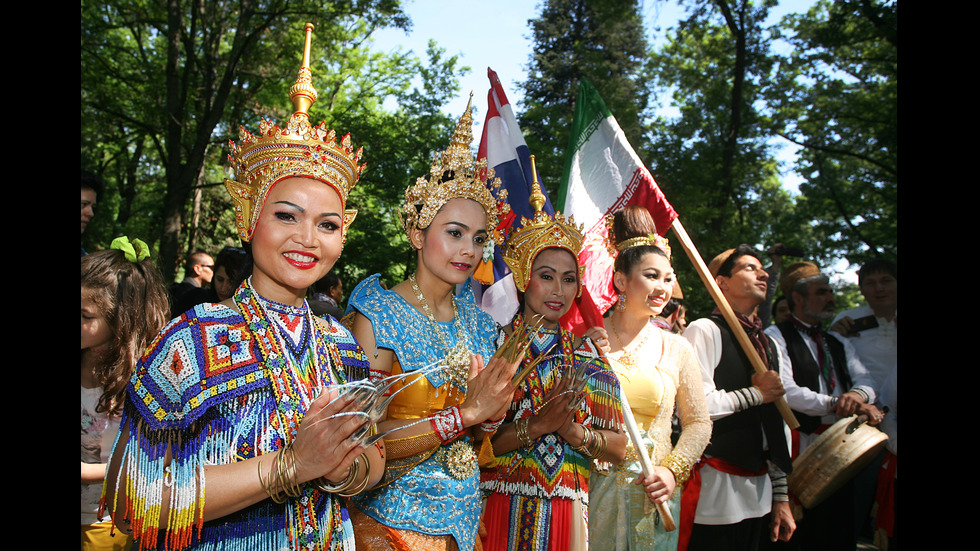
[557,77,798,430]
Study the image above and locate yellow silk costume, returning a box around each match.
[589,325,711,550]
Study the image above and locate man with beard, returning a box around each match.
[764,261,882,551]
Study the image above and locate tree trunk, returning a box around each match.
[712,0,747,235]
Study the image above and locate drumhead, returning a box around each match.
[787,414,888,509]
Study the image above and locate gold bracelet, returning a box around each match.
[259,445,302,504]
[315,455,359,494]
[515,417,534,449]
[573,424,593,454]
[660,453,691,486]
[589,429,607,460]
[282,446,302,498]
[258,456,277,502]
[338,453,372,497]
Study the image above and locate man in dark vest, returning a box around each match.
[764,261,882,551]
[683,245,795,551]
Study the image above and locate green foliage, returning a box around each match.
[641,0,800,319]
[81,0,897,317]
[768,0,897,269]
[330,40,468,287]
[832,279,864,314]
[519,0,651,197]
[81,1,466,286]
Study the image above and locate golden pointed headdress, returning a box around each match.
[501,156,585,295]
[224,23,366,242]
[400,93,508,241]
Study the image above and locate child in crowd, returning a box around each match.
[81,237,170,550]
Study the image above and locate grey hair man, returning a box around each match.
[764,261,881,551]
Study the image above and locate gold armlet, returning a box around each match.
[660,453,691,486]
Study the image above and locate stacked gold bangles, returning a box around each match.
[573,424,607,460]
[515,417,534,449]
[315,452,372,497]
[259,442,373,502]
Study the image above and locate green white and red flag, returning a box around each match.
[558,78,677,334]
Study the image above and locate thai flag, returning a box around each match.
[475,67,556,325]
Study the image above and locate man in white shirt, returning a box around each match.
[830,258,897,394]
[683,245,795,551]
[829,258,897,548]
[764,261,883,551]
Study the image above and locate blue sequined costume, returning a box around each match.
[345,275,498,551]
[103,280,369,551]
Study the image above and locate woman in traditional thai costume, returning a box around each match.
[588,206,712,551]
[100,25,384,551]
[479,171,627,551]
[343,98,521,551]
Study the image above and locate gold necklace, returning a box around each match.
[609,316,654,371]
[409,273,470,391]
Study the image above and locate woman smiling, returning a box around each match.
[588,206,711,551]
[480,177,625,551]
[100,25,382,551]
[344,99,520,551]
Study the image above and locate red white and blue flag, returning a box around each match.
[475,67,557,325]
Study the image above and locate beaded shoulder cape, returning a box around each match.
[105,280,369,551]
[480,320,623,501]
[130,284,367,431]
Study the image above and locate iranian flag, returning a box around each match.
[558,78,678,334]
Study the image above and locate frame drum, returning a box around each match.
[788,414,888,509]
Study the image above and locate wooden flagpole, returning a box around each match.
[670,220,799,429]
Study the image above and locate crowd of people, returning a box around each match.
[82,25,897,551]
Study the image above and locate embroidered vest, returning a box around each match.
[704,315,792,474]
[776,320,851,434]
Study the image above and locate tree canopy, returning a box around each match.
[768,0,897,268]
[515,0,896,317]
[518,0,651,198]
[81,0,896,315]
[81,0,465,288]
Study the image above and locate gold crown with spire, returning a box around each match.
[399,93,508,241]
[224,23,366,242]
[501,156,585,295]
